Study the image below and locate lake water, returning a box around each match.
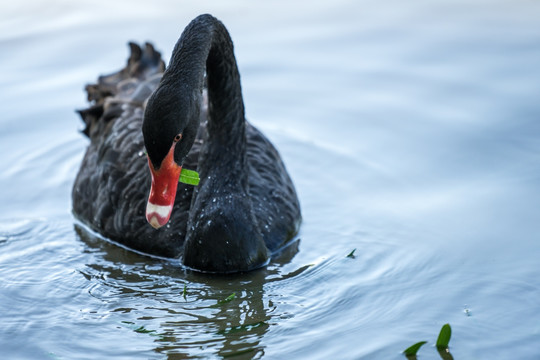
[1,0,540,359]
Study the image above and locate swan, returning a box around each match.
[72,14,301,272]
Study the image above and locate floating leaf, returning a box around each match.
[220,292,236,304]
[403,341,427,356]
[211,292,236,308]
[134,326,155,334]
[436,323,452,349]
[347,248,356,258]
[120,321,162,338]
[179,168,200,186]
[217,321,268,335]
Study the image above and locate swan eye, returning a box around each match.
[173,133,183,143]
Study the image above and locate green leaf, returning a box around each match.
[120,321,163,339]
[179,168,200,186]
[217,321,267,335]
[182,283,187,301]
[436,323,452,349]
[211,292,236,308]
[134,326,155,334]
[347,248,356,258]
[220,292,236,304]
[403,341,427,356]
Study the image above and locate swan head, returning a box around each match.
[142,85,201,229]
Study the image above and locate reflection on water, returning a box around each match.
[1,0,540,359]
[75,224,302,359]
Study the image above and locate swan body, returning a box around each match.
[72,14,301,272]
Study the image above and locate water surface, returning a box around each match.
[1,0,540,359]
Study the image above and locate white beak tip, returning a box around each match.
[146,201,173,229]
[149,216,163,229]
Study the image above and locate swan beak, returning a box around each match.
[146,144,182,229]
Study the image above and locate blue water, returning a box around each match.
[1,0,540,359]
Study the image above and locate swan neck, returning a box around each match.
[166,14,245,144]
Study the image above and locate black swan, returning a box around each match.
[72,14,301,272]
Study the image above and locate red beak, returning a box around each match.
[146,143,182,229]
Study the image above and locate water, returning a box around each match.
[1,0,540,358]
